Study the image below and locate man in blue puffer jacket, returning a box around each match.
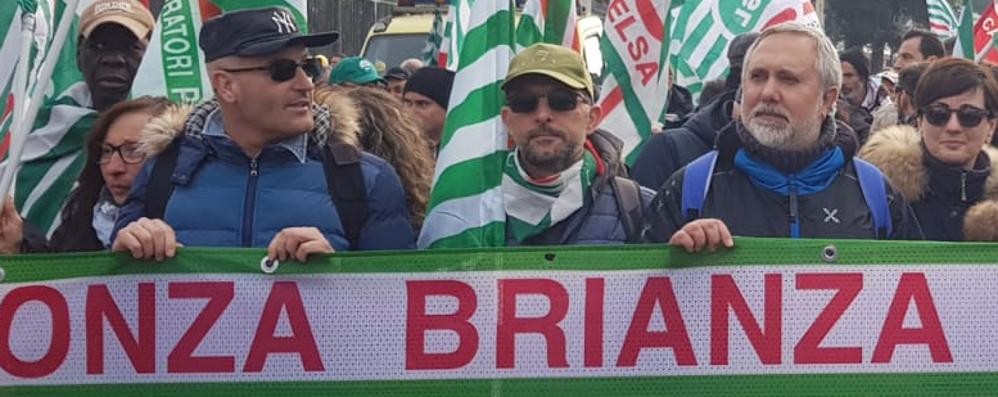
[112,7,415,261]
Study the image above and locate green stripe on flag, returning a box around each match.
[457,10,515,69]
[427,151,507,206]
[424,220,506,249]
[440,81,505,148]
[545,0,572,45]
[515,14,543,47]
[695,36,728,77]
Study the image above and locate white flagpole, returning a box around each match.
[1,8,37,206]
[0,0,81,208]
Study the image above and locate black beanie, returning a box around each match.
[404,67,456,109]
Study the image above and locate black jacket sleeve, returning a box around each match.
[642,169,688,243]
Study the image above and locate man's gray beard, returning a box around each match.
[746,110,823,151]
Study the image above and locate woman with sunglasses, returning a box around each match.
[46,97,174,251]
[861,58,998,241]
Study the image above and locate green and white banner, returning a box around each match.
[0,0,97,238]
[4,239,998,395]
[669,0,819,101]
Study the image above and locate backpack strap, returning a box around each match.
[853,157,893,239]
[610,176,643,243]
[681,150,719,222]
[144,141,181,220]
[322,142,369,251]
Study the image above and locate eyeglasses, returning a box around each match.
[98,142,145,164]
[220,57,323,82]
[920,104,993,128]
[506,89,589,113]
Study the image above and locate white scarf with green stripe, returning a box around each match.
[502,149,597,243]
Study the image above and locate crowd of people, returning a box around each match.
[2,0,998,261]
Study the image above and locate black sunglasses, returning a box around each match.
[920,104,993,128]
[506,89,589,113]
[221,57,323,82]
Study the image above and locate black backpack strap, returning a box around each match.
[322,143,369,251]
[144,141,181,220]
[611,176,644,243]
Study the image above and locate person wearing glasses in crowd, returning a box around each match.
[488,43,655,245]
[861,58,998,241]
[111,7,415,262]
[0,97,173,254]
[644,23,923,253]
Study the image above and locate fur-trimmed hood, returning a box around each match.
[138,92,363,157]
[858,124,998,202]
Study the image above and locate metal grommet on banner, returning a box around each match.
[260,257,279,274]
[821,244,838,263]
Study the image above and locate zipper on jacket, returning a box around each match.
[960,171,967,202]
[788,181,801,239]
[242,157,259,247]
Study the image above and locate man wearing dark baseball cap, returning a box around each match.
[113,7,415,261]
[491,43,654,245]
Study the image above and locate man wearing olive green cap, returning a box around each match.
[497,43,655,245]
[328,56,386,87]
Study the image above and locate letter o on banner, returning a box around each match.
[0,286,71,378]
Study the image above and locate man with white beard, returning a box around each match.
[643,23,923,251]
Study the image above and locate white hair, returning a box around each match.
[741,22,842,92]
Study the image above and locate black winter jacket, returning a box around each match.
[859,125,998,241]
[631,90,736,190]
[644,120,924,242]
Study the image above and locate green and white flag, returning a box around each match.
[670,0,819,102]
[1,0,97,237]
[953,6,975,60]
[438,0,473,71]
[595,0,673,164]
[130,0,309,103]
[421,7,445,67]
[927,0,958,39]
[514,0,579,52]
[418,0,516,249]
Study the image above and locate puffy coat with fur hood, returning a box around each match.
[859,124,998,241]
[111,96,415,251]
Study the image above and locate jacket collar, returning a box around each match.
[200,107,309,163]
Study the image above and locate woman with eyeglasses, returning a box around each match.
[860,58,998,241]
[45,97,174,251]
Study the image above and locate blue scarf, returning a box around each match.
[734,147,845,196]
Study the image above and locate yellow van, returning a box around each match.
[361,1,604,79]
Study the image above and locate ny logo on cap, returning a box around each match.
[271,10,297,34]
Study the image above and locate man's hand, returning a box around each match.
[669,218,735,253]
[112,217,179,261]
[267,227,335,263]
[0,196,23,255]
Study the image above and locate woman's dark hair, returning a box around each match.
[49,96,171,251]
[914,58,998,113]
